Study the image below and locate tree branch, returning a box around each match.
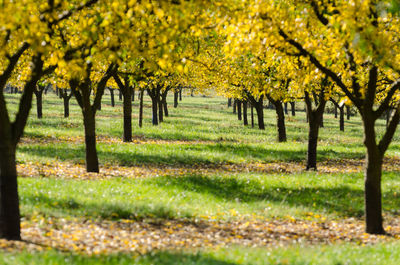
[277,28,362,107]
[374,78,400,118]
[378,105,400,154]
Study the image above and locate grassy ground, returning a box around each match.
[1,91,400,264]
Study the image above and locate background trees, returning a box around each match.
[223,0,400,234]
[1,0,399,242]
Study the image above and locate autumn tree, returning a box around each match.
[236,0,400,234]
[0,0,98,240]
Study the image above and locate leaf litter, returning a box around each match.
[1,216,400,255]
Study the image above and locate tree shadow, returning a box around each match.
[151,174,396,218]
[18,142,365,167]
[20,193,191,221]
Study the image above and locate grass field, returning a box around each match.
[1,91,400,264]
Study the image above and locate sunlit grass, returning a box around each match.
[2,92,400,264]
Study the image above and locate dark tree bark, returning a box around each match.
[358,103,400,234]
[161,87,171,118]
[0,145,19,240]
[163,96,168,117]
[237,100,242,120]
[147,84,161,125]
[71,63,115,173]
[339,107,345,131]
[139,89,144,128]
[108,87,115,107]
[113,75,132,142]
[179,87,182,101]
[247,93,265,130]
[290,102,296,116]
[82,108,98,173]
[151,96,158,125]
[228,98,232,107]
[334,105,338,118]
[304,89,327,171]
[158,94,164,123]
[284,102,288,115]
[346,105,351,120]
[320,112,324,128]
[0,50,46,240]
[233,99,237,114]
[33,84,46,119]
[122,84,132,141]
[386,109,391,127]
[119,89,122,100]
[61,89,73,118]
[174,89,179,108]
[132,87,135,102]
[251,104,254,128]
[267,95,287,142]
[331,99,345,132]
[243,100,248,126]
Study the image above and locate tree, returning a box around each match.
[69,63,116,173]
[0,0,98,240]
[239,0,400,234]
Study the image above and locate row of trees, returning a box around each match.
[1,0,399,240]
[0,0,208,240]
[180,0,400,234]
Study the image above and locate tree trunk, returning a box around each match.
[237,100,242,121]
[320,112,324,128]
[151,96,158,125]
[119,89,122,100]
[34,90,43,119]
[132,88,135,102]
[158,96,163,123]
[0,144,21,240]
[179,88,182,101]
[284,102,288,115]
[82,110,99,173]
[334,105,338,118]
[304,91,326,171]
[275,101,287,142]
[290,102,295,116]
[233,99,237,114]
[346,105,351,120]
[162,95,168,117]
[63,96,70,118]
[255,102,265,130]
[386,109,391,128]
[139,89,144,128]
[339,107,344,131]
[243,101,248,126]
[174,91,178,108]
[228,98,232,107]
[251,105,254,128]
[110,89,115,107]
[306,115,320,170]
[122,88,132,142]
[362,115,385,234]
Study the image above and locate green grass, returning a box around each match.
[18,171,400,221]
[8,92,399,166]
[2,243,400,264]
[2,92,400,264]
